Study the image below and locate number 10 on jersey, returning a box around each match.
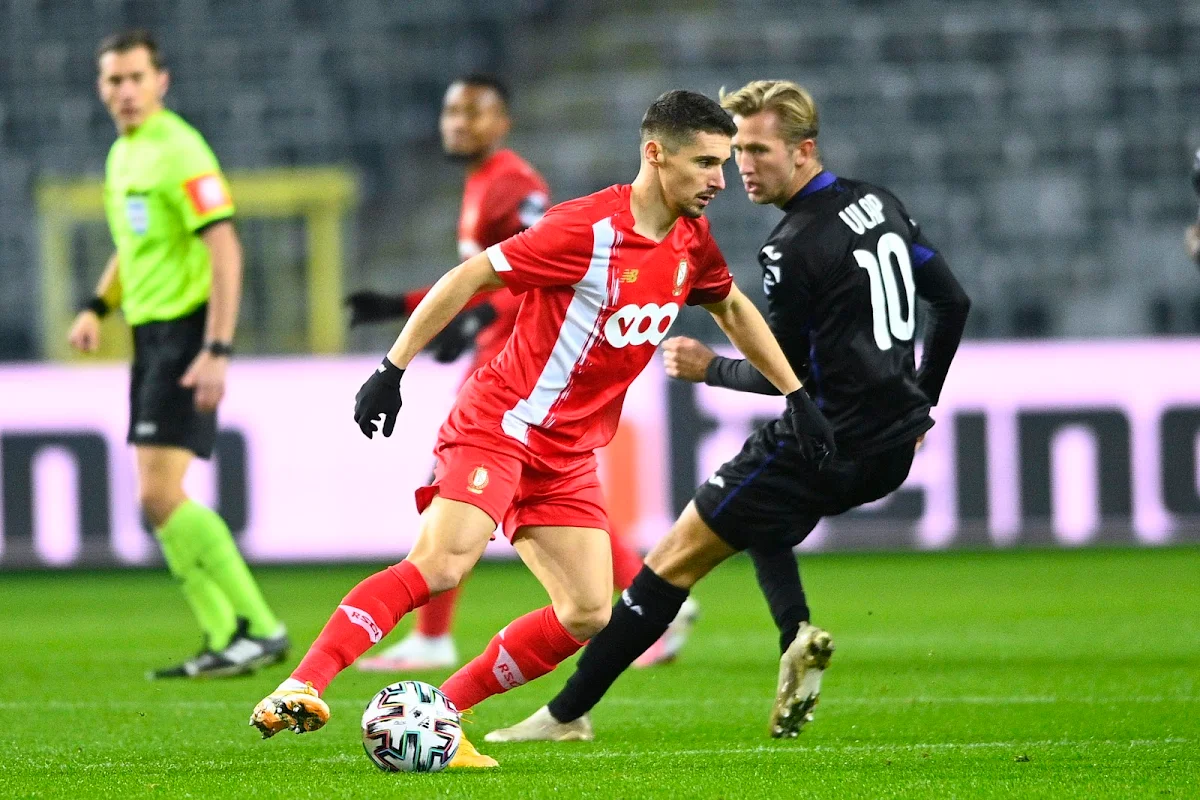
[854,231,916,351]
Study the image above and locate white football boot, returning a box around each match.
[769,622,835,738]
[485,705,594,743]
[357,632,458,672]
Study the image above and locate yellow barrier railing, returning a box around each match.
[37,167,358,360]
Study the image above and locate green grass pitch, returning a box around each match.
[2,547,1196,799]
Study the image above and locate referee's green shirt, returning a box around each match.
[103,109,235,325]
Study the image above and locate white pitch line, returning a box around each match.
[10,738,1191,771]
[603,694,1200,706]
[8,754,363,771]
[568,737,1193,760]
[828,695,1200,705]
[2,695,1198,711]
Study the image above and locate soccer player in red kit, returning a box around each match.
[251,90,825,768]
[345,75,649,671]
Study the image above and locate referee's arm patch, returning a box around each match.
[183,172,234,219]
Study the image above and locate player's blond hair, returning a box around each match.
[719,80,820,146]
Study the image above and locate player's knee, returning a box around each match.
[406,556,468,595]
[138,486,184,528]
[643,504,731,589]
[556,600,611,641]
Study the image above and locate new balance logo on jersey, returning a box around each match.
[604,303,680,348]
[838,193,886,234]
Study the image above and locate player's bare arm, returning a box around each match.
[68,252,122,353]
[386,251,505,369]
[702,284,800,395]
[198,220,242,345]
[181,220,241,412]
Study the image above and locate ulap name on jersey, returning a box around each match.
[1,341,1199,568]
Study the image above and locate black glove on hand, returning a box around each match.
[354,357,404,438]
[345,291,409,327]
[426,301,499,363]
[1191,149,1200,197]
[786,388,837,467]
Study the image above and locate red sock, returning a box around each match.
[292,560,429,693]
[440,605,583,711]
[609,526,643,591]
[417,586,460,637]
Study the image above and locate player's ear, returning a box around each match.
[157,68,169,100]
[795,138,816,166]
[643,139,663,168]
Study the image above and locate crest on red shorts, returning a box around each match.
[467,466,490,494]
[673,259,688,296]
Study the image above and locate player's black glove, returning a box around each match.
[786,388,837,467]
[354,357,404,438]
[425,301,499,363]
[345,290,409,327]
[1191,149,1200,197]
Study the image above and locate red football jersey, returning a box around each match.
[406,149,549,369]
[444,184,734,458]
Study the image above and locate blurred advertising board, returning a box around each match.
[2,341,1198,569]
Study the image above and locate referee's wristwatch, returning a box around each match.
[204,340,234,358]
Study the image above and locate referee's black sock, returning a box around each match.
[547,566,688,723]
[748,545,810,654]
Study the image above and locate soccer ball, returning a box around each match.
[361,681,462,773]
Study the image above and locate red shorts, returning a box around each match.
[414,433,610,541]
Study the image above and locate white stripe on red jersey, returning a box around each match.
[442,185,734,458]
[495,218,616,443]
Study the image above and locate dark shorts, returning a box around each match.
[128,304,217,459]
[694,418,917,551]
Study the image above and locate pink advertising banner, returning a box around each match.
[1,341,1198,568]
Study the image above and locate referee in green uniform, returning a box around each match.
[68,30,288,679]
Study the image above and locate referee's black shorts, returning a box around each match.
[693,418,918,551]
[128,303,218,459]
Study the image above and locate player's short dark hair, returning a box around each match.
[454,73,510,108]
[640,90,737,150]
[97,29,163,70]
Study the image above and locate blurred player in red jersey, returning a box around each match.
[345,75,655,672]
[252,90,829,768]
